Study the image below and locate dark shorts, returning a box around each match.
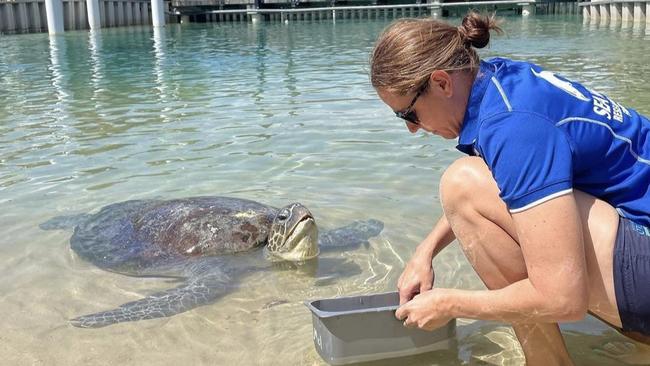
[613,217,650,336]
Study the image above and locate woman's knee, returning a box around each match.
[440,156,517,244]
[440,156,496,211]
[440,158,527,287]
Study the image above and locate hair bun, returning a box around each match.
[458,12,502,49]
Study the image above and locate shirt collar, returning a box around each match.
[456,60,495,155]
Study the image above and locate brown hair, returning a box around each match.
[370,12,503,95]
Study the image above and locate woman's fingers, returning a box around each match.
[420,271,434,294]
[395,304,406,320]
[398,278,420,304]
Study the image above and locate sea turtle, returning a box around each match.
[40,196,383,328]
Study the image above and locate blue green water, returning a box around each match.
[1,16,650,365]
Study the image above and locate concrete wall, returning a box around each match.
[193,2,577,24]
[0,0,173,34]
[537,0,580,15]
[1,0,594,33]
[582,0,650,26]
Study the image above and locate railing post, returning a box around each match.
[86,0,100,29]
[247,4,261,23]
[622,2,633,22]
[520,1,535,16]
[17,2,28,31]
[582,2,590,21]
[31,2,42,31]
[611,2,622,22]
[590,2,600,21]
[430,0,441,19]
[45,0,65,34]
[633,2,645,22]
[151,0,165,27]
[599,3,609,23]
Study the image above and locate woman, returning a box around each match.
[370,12,650,365]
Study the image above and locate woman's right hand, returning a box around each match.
[397,250,434,305]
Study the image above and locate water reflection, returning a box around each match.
[621,19,633,30]
[270,257,363,285]
[1,18,650,366]
[632,20,645,36]
[283,26,300,115]
[48,35,69,125]
[88,30,104,103]
[519,15,531,35]
[603,13,613,27]
[152,26,169,108]
[351,343,462,366]
[252,25,267,106]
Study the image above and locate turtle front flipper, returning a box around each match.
[318,219,384,251]
[70,272,231,328]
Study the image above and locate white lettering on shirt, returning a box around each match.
[592,93,612,120]
[590,90,624,123]
[531,68,591,101]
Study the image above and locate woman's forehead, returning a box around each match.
[377,88,411,108]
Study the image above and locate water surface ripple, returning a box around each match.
[1,16,649,365]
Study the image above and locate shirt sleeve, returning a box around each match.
[478,112,574,213]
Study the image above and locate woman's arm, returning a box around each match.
[454,193,589,322]
[398,194,590,327]
[397,214,457,304]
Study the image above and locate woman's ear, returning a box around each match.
[429,70,454,97]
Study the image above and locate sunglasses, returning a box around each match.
[394,88,423,125]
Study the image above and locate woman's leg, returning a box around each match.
[439,156,621,366]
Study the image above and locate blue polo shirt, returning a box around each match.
[457,57,650,226]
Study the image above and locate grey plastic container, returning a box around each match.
[305,291,456,365]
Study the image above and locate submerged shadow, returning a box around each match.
[333,339,461,366]
[270,256,363,285]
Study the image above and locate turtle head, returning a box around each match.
[265,203,319,262]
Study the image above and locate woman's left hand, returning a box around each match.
[395,288,453,331]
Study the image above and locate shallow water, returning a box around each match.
[1,15,650,365]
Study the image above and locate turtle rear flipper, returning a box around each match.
[70,273,231,328]
[40,213,93,231]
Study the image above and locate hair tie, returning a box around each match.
[457,26,471,47]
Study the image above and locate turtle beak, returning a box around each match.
[272,217,319,262]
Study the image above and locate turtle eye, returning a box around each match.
[277,210,289,221]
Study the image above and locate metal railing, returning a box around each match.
[186,0,536,14]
